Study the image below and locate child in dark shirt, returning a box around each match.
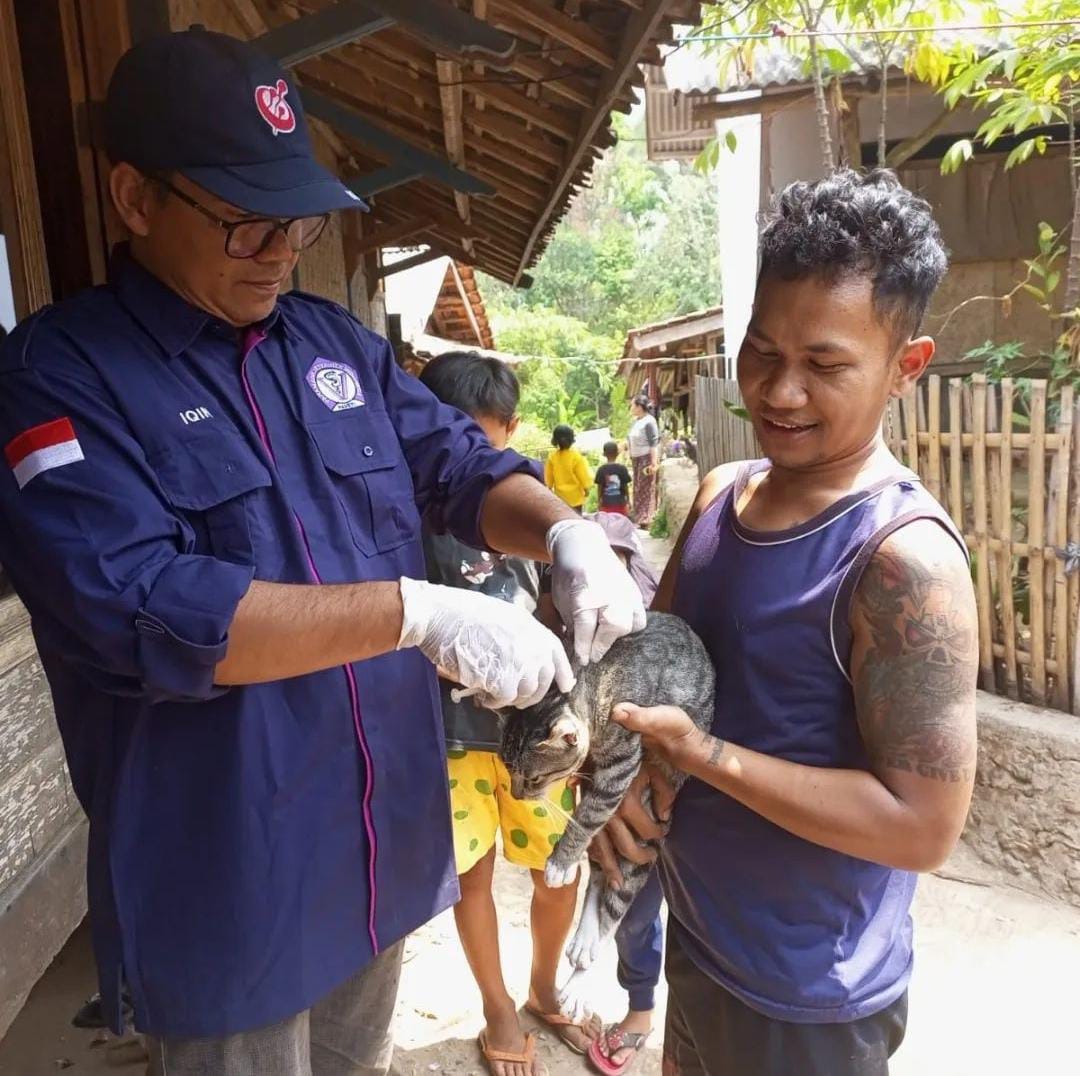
[419,351,597,1076]
[595,441,632,516]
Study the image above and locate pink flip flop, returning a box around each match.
[587,1026,652,1076]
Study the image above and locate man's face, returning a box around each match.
[738,272,933,472]
[116,168,300,327]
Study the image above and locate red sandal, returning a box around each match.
[587,1026,652,1076]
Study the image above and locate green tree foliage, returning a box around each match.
[695,0,964,171]
[923,0,1080,315]
[479,110,721,433]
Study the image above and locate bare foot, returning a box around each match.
[480,996,541,1076]
[527,988,600,1053]
[597,1009,653,1069]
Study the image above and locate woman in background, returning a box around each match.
[545,424,592,513]
[627,396,659,528]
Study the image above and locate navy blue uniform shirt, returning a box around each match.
[0,250,534,1038]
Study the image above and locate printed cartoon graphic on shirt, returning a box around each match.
[254,79,296,136]
[602,474,622,501]
[461,551,505,585]
[306,357,365,412]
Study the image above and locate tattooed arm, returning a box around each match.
[613,520,978,872]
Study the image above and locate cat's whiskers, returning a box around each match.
[540,795,589,837]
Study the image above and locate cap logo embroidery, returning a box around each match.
[254,79,296,136]
[306,357,364,412]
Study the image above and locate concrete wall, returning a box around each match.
[965,692,1080,908]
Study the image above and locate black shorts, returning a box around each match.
[663,928,908,1076]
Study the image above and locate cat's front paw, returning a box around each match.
[543,857,580,888]
[558,968,596,1023]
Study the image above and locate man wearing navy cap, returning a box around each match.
[0,29,644,1076]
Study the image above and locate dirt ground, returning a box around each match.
[2,845,1079,1076]
[3,532,1080,1074]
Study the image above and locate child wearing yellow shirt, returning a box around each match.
[544,425,592,511]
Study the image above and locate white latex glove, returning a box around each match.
[547,518,647,666]
[397,577,575,709]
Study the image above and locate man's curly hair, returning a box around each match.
[758,169,948,339]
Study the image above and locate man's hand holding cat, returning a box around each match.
[546,518,647,665]
[612,703,726,774]
[589,765,675,889]
[397,576,574,708]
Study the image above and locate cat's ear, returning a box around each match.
[485,705,509,723]
[548,713,583,748]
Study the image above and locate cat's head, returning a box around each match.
[497,689,590,801]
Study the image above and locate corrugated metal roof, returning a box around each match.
[661,20,1010,95]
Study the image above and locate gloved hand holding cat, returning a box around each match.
[397,575,575,709]
[546,517,648,665]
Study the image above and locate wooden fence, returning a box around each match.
[885,374,1078,713]
[694,376,760,475]
[694,372,1080,714]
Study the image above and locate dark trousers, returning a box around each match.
[663,929,908,1076]
[614,869,664,1011]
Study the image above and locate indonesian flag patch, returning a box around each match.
[5,418,84,489]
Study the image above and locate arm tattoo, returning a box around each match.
[853,540,978,784]
[696,728,725,768]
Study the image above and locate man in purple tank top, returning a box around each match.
[594,171,978,1075]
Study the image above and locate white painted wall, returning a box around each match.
[713,96,762,377]
[0,238,16,332]
[766,103,831,195]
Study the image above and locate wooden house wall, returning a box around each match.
[0,0,89,1042]
[0,595,87,1038]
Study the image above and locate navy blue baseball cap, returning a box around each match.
[104,28,367,216]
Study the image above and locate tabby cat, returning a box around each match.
[498,611,715,1018]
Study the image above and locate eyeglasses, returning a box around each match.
[156,178,330,259]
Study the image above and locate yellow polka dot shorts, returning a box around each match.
[446,748,574,874]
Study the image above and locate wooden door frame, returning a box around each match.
[0,0,51,319]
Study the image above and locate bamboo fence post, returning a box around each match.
[971,375,994,690]
[915,383,927,476]
[986,382,1003,691]
[1052,387,1074,710]
[948,380,963,530]
[1029,382,1048,706]
[1070,398,1080,714]
[927,375,942,503]
[902,391,919,474]
[885,398,902,457]
[997,380,1019,699]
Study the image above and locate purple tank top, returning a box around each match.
[662,461,965,1023]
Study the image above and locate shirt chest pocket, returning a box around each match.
[151,426,273,565]
[307,412,420,555]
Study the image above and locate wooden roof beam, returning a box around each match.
[489,0,614,69]
[436,57,473,257]
[348,163,422,197]
[364,0,519,67]
[463,79,578,141]
[256,2,394,67]
[348,215,440,254]
[464,108,563,168]
[514,0,676,282]
[302,87,496,197]
[376,247,444,278]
